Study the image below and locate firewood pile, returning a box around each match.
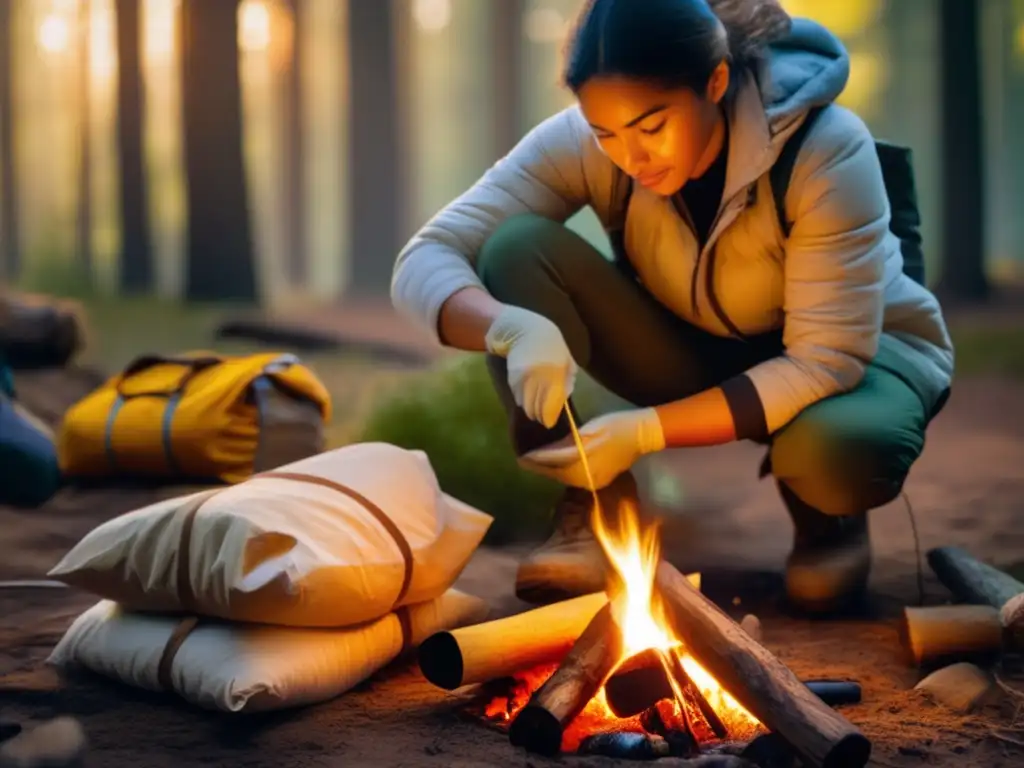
[419,562,871,768]
[417,522,1024,767]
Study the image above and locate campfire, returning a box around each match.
[418,499,872,767]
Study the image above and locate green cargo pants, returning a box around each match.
[477,213,936,517]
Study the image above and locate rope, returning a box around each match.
[901,491,925,606]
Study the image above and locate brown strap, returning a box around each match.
[256,471,415,609]
[174,491,217,613]
[157,616,201,692]
[155,490,219,694]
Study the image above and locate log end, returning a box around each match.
[508,704,563,756]
[822,731,872,768]
[417,631,463,690]
[899,605,1004,668]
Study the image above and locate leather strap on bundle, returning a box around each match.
[256,471,416,609]
[156,489,218,692]
[154,473,418,693]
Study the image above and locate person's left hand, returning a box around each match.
[518,407,666,489]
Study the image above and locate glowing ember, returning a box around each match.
[475,495,764,754]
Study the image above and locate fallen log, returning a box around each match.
[654,562,872,768]
[900,605,1009,667]
[927,546,1024,609]
[508,602,623,756]
[418,592,607,690]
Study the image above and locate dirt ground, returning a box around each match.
[0,367,1022,768]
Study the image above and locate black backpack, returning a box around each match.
[770,105,926,285]
[610,105,927,287]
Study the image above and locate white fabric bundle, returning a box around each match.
[49,590,488,713]
[48,442,493,627]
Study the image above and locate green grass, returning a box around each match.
[950,325,1024,379]
[46,288,1024,545]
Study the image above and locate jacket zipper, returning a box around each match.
[690,189,751,341]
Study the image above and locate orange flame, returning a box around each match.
[591,497,760,734]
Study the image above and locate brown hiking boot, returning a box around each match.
[515,487,608,605]
[780,483,871,615]
[514,473,642,604]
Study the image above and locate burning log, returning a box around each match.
[605,649,862,717]
[417,592,607,690]
[654,562,872,768]
[508,602,623,756]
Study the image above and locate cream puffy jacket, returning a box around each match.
[391,18,954,435]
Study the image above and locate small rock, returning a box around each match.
[0,716,86,768]
[897,745,928,759]
[914,662,997,714]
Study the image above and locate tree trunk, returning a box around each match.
[935,0,989,302]
[76,0,94,284]
[115,0,154,293]
[179,0,258,303]
[0,0,18,280]
[345,0,403,297]
[491,0,524,159]
[282,0,306,287]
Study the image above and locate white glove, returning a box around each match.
[518,408,666,489]
[485,305,577,428]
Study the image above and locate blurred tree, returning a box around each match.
[76,0,94,285]
[346,0,403,297]
[115,0,154,293]
[0,0,17,280]
[179,0,258,303]
[283,0,306,287]
[936,0,989,302]
[492,0,525,158]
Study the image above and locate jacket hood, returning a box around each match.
[759,17,851,132]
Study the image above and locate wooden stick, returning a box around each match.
[654,561,871,768]
[900,605,1007,667]
[417,592,607,690]
[508,602,623,756]
[666,647,729,741]
[927,546,1024,609]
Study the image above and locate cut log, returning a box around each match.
[900,605,1007,667]
[601,646,726,740]
[508,602,623,756]
[927,546,1024,609]
[914,662,996,713]
[654,562,871,768]
[418,592,607,690]
[604,647,669,718]
[605,650,862,717]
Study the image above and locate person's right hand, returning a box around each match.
[485,305,576,428]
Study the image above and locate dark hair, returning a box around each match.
[563,0,792,95]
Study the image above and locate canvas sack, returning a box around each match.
[48,442,493,627]
[48,589,488,713]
